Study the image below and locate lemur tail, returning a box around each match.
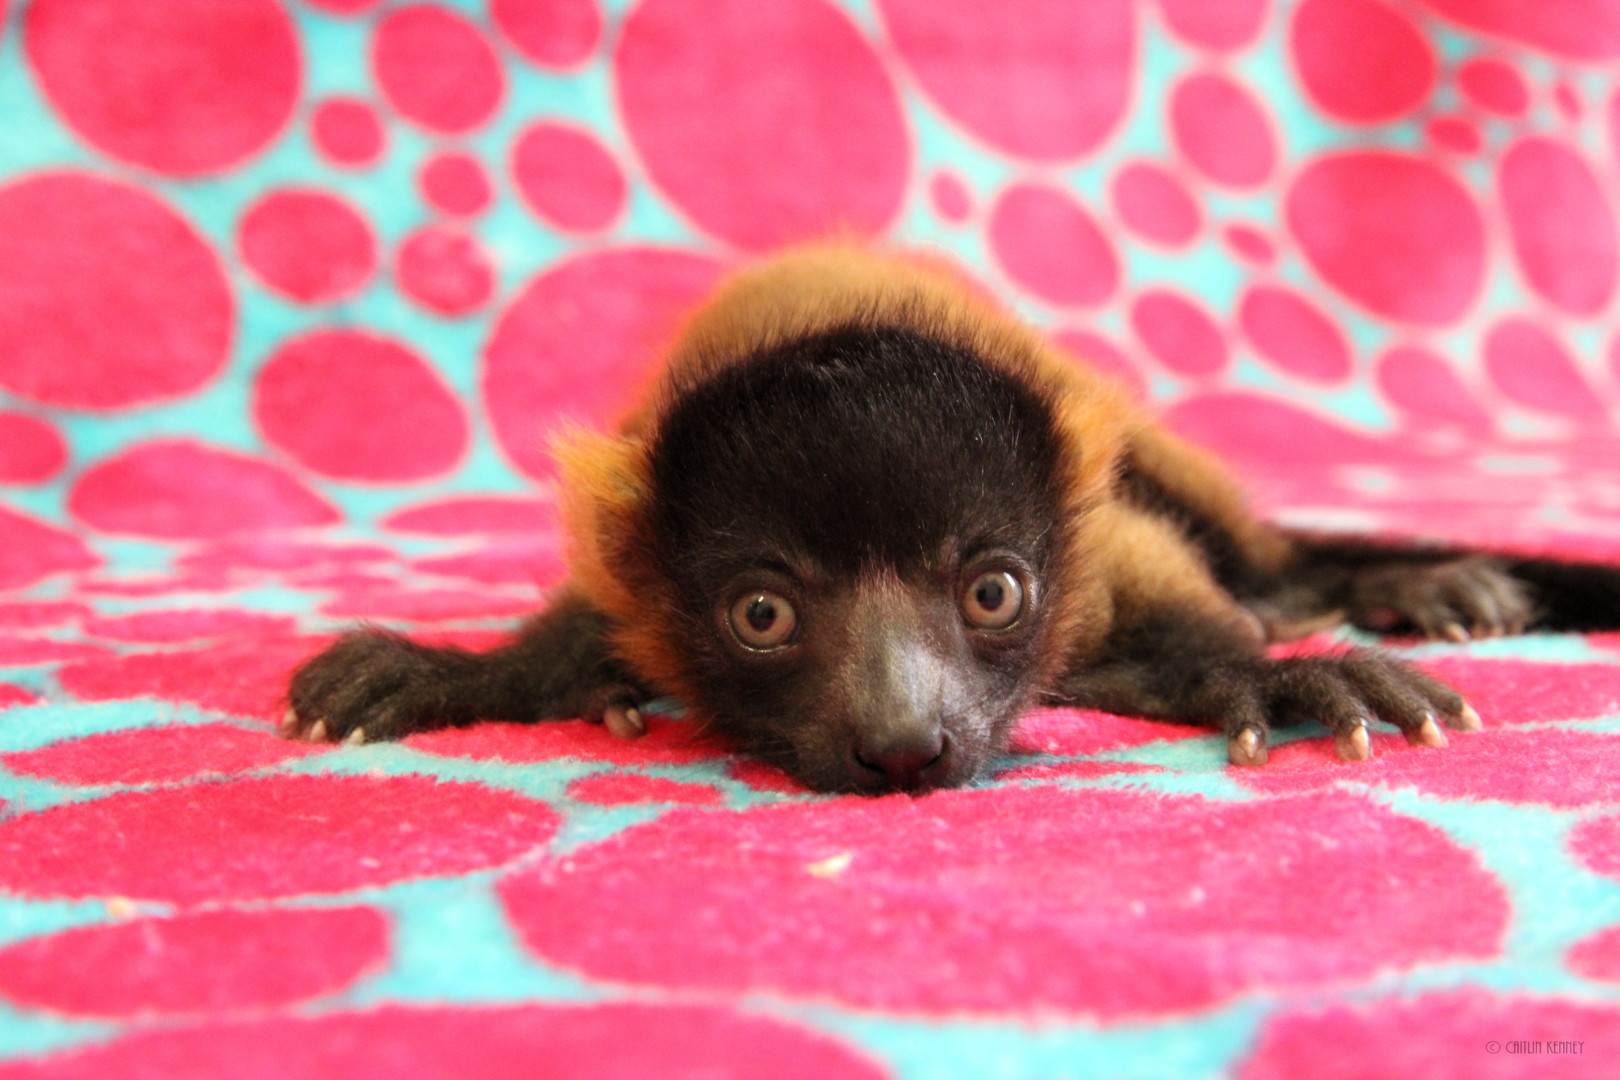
[1503,556,1620,632]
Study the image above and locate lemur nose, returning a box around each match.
[854,729,947,789]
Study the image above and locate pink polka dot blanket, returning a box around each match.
[2,1,1620,1077]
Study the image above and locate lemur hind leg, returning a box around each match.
[1116,426,1549,643]
[1051,503,1480,767]
[1250,538,1533,644]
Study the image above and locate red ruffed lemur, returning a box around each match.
[286,246,1620,793]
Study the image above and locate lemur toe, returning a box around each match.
[602,703,646,739]
[1227,726,1268,767]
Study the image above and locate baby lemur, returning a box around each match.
[286,247,1620,793]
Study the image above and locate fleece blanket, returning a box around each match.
[2,0,1620,1076]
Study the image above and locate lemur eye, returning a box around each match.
[728,591,798,650]
[961,570,1024,630]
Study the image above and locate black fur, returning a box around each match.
[1204,525,1619,640]
[288,321,1620,790]
[652,325,1063,578]
[1055,607,1466,753]
[289,593,648,741]
[643,326,1068,791]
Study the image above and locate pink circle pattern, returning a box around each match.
[310,97,385,167]
[2,3,1620,1077]
[3,0,1611,493]
[237,189,377,304]
[24,0,300,176]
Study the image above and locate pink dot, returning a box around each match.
[82,609,299,645]
[1239,285,1352,383]
[1426,115,1482,154]
[176,537,392,576]
[0,685,39,709]
[1051,329,1146,398]
[1169,71,1276,188]
[412,542,565,588]
[0,601,90,630]
[1482,318,1608,422]
[988,182,1119,307]
[1239,991,1620,1080]
[0,774,559,905]
[1499,136,1618,317]
[1237,727,1620,807]
[1222,223,1276,265]
[491,0,601,70]
[502,787,1504,1015]
[310,97,385,167]
[408,717,723,768]
[1159,0,1266,51]
[305,0,382,13]
[1111,161,1201,247]
[1291,0,1435,124]
[0,907,385,1017]
[1165,392,1413,466]
[287,569,394,592]
[483,247,727,478]
[0,507,98,591]
[238,189,376,304]
[1611,91,1620,170]
[1131,289,1228,376]
[0,412,66,483]
[1375,344,1494,434]
[929,171,973,223]
[255,330,468,480]
[1009,707,1205,757]
[878,0,1133,162]
[1457,57,1529,116]
[0,1004,887,1080]
[3,722,315,786]
[68,440,339,539]
[1556,79,1584,120]
[0,172,231,409]
[372,4,503,135]
[320,586,542,624]
[998,760,1163,782]
[1412,0,1620,62]
[0,638,110,667]
[60,634,330,722]
[395,226,496,317]
[1570,809,1620,881]
[382,496,554,535]
[619,0,908,250]
[418,151,492,217]
[1571,925,1620,983]
[727,760,807,794]
[1474,624,1620,674]
[511,122,626,234]
[1287,151,1485,325]
[78,574,235,599]
[24,0,299,175]
[568,773,724,807]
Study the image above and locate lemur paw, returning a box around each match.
[285,631,655,744]
[285,630,467,744]
[1350,556,1531,641]
[582,685,651,739]
[1224,649,1480,767]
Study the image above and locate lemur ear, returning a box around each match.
[553,425,653,599]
